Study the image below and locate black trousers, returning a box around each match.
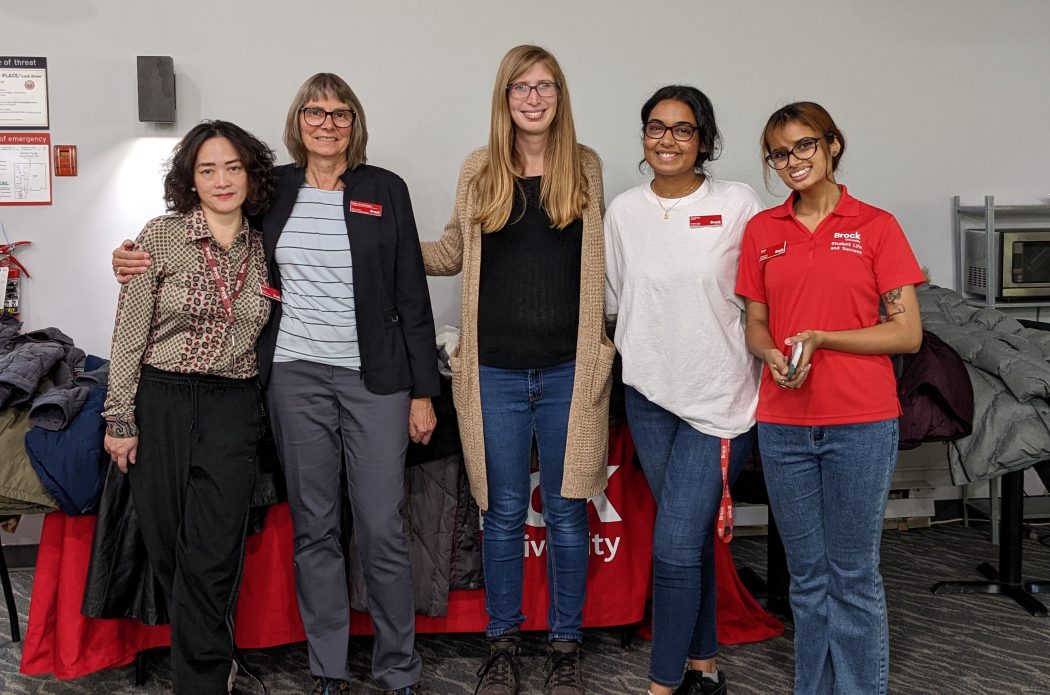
[128,366,261,694]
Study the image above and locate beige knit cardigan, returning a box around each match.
[421,146,614,511]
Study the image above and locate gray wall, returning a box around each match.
[3,0,1049,356]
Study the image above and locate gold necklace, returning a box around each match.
[651,177,701,220]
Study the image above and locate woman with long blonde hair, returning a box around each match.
[423,44,614,695]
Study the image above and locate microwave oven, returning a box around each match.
[963,228,1050,299]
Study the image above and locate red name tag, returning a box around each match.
[689,215,722,228]
[259,284,281,301]
[349,200,383,217]
[758,241,787,262]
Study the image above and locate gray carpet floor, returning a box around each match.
[3,522,1050,694]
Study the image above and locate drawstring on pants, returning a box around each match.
[188,378,200,443]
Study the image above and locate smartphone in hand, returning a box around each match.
[786,341,804,379]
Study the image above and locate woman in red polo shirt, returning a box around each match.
[735,102,924,695]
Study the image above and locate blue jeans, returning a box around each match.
[479,360,589,642]
[759,419,898,695]
[625,386,754,688]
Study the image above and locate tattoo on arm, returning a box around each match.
[882,287,906,317]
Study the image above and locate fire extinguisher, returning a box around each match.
[0,241,31,320]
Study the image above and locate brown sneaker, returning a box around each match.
[544,640,584,694]
[312,676,351,695]
[474,633,521,695]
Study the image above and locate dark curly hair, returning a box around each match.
[639,85,722,176]
[164,120,277,216]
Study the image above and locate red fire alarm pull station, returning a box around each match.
[54,145,77,176]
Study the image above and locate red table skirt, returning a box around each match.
[21,425,781,679]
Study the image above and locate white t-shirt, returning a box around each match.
[604,177,763,438]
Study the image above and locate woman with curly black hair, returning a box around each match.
[103,120,277,694]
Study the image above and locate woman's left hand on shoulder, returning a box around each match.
[408,397,437,445]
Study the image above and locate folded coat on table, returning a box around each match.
[917,284,1050,482]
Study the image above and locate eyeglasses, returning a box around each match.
[506,81,560,100]
[299,106,355,128]
[764,135,830,170]
[643,121,699,142]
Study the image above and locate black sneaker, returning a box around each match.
[673,669,727,695]
[385,684,427,695]
[544,640,584,695]
[475,632,521,695]
[312,676,351,695]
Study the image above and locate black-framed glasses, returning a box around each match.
[643,121,699,142]
[506,81,560,100]
[764,135,831,170]
[299,106,355,128]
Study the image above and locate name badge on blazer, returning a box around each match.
[758,241,787,262]
[349,200,383,217]
[259,284,281,301]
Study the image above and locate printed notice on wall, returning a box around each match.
[0,132,52,205]
[0,57,49,129]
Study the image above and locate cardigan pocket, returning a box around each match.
[586,338,616,406]
[448,345,467,409]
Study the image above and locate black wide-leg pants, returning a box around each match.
[128,366,261,694]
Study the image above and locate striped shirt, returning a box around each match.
[273,186,360,369]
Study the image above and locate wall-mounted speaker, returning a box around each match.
[137,56,176,123]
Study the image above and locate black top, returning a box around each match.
[477,177,583,369]
[255,164,441,398]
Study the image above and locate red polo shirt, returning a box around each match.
[735,186,925,425]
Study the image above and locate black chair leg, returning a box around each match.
[764,513,793,622]
[736,566,767,596]
[932,467,1049,617]
[0,538,20,642]
[733,505,793,622]
[135,651,149,686]
[618,624,635,649]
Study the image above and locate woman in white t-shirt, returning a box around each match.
[604,85,762,695]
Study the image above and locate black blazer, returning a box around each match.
[255,163,440,399]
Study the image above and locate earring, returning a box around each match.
[191,186,196,191]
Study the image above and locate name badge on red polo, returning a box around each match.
[689,215,722,228]
[349,200,383,217]
[758,241,787,262]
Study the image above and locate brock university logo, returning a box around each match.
[525,465,624,564]
[830,230,863,255]
[478,465,627,564]
[526,465,623,527]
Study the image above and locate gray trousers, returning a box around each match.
[266,360,421,690]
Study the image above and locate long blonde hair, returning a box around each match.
[473,45,588,232]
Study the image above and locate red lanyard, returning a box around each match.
[197,237,250,326]
[716,437,734,543]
